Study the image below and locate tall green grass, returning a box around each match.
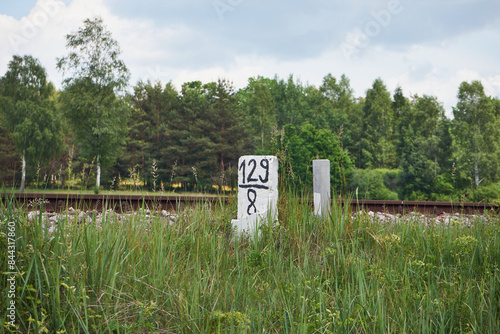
[1,194,499,333]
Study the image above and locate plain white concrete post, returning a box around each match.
[313,159,331,217]
[232,156,278,235]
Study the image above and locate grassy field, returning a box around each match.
[1,193,499,333]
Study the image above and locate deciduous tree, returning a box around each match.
[360,78,396,169]
[277,123,353,192]
[0,55,62,192]
[239,77,276,152]
[57,17,130,189]
[452,81,500,189]
[397,95,452,199]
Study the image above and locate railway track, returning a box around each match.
[347,199,499,216]
[1,192,499,216]
[0,192,225,213]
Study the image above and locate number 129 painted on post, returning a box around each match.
[239,158,269,188]
[239,158,270,215]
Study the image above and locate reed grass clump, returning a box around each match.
[0,195,499,333]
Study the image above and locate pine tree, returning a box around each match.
[205,79,252,189]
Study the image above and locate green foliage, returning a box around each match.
[431,173,456,201]
[205,79,253,189]
[453,81,500,189]
[56,17,129,90]
[239,76,277,152]
[274,75,309,128]
[0,128,17,186]
[276,123,353,192]
[120,80,178,189]
[349,168,399,200]
[320,73,363,162]
[360,78,396,169]
[397,95,451,200]
[0,55,63,192]
[321,74,355,112]
[471,182,500,204]
[57,17,130,188]
[2,99,62,163]
[162,79,251,191]
[59,80,129,166]
[163,80,213,189]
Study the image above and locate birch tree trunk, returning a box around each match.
[96,154,101,189]
[474,156,480,188]
[20,152,26,193]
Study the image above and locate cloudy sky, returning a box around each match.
[1,0,499,117]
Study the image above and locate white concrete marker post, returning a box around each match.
[232,156,278,235]
[313,159,331,217]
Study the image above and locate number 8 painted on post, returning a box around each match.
[232,155,278,235]
[247,189,257,215]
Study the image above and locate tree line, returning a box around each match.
[1,17,500,202]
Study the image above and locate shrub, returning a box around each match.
[348,168,399,200]
[471,182,500,204]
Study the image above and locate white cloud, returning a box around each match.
[0,0,113,84]
[1,0,499,121]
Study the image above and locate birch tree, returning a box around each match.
[453,81,500,188]
[57,17,130,189]
[0,55,62,192]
